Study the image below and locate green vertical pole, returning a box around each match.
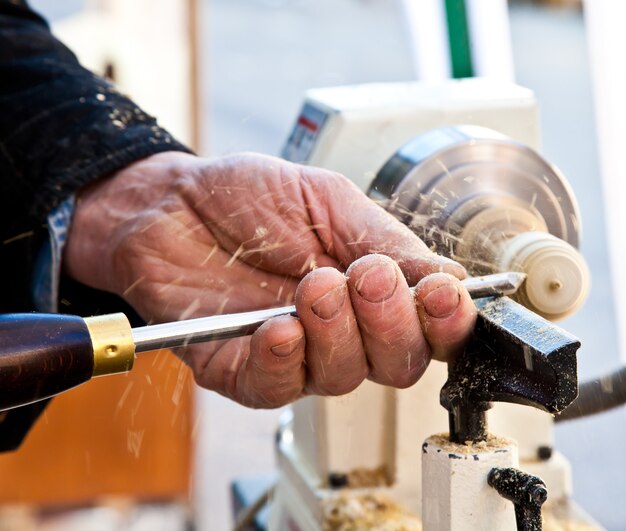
[445,0,474,78]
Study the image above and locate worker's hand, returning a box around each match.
[64,152,477,407]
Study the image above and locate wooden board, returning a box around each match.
[0,351,194,506]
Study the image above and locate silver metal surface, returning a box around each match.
[368,125,582,249]
[132,305,297,353]
[462,271,526,299]
[132,272,525,353]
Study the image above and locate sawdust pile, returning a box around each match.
[322,493,422,531]
[427,433,514,454]
[321,491,599,530]
[345,466,389,488]
[543,515,599,531]
[543,502,601,531]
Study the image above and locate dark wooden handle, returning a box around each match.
[0,314,93,411]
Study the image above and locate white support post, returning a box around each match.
[583,0,626,361]
[398,0,452,81]
[399,0,514,82]
[466,0,515,81]
[422,435,518,531]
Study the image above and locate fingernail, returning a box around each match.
[311,284,347,320]
[355,262,398,303]
[422,284,461,318]
[271,336,303,357]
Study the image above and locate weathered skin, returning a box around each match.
[64,151,477,408]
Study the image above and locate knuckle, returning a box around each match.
[415,271,459,292]
[346,253,394,276]
[302,266,345,284]
[308,363,368,397]
[369,360,426,389]
[296,267,346,306]
[249,384,302,409]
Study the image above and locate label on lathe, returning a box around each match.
[281,102,328,163]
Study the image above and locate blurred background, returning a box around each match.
[3,0,624,529]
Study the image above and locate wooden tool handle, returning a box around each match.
[0,314,95,411]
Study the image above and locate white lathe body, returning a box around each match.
[267,79,600,531]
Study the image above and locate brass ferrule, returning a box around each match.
[84,313,136,377]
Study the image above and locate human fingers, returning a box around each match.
[237,315,307,407]
[295,267,369,396]
[413,273,477,362]
[346,254,430,388]
[186,315,306,408]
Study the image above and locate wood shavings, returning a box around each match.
[427,433,514,454]
[543,516,598,531]
[345,466,389,488]
[320,483,598,531]
[322,493,421,531]
[543,501,601,531]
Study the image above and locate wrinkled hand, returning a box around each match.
[64,152,477,407]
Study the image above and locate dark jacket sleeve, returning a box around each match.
[0,0,192,313]
[0,1,193,451]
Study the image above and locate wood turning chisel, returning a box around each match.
[0,271,525,411]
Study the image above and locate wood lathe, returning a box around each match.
[260,78,600,531]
